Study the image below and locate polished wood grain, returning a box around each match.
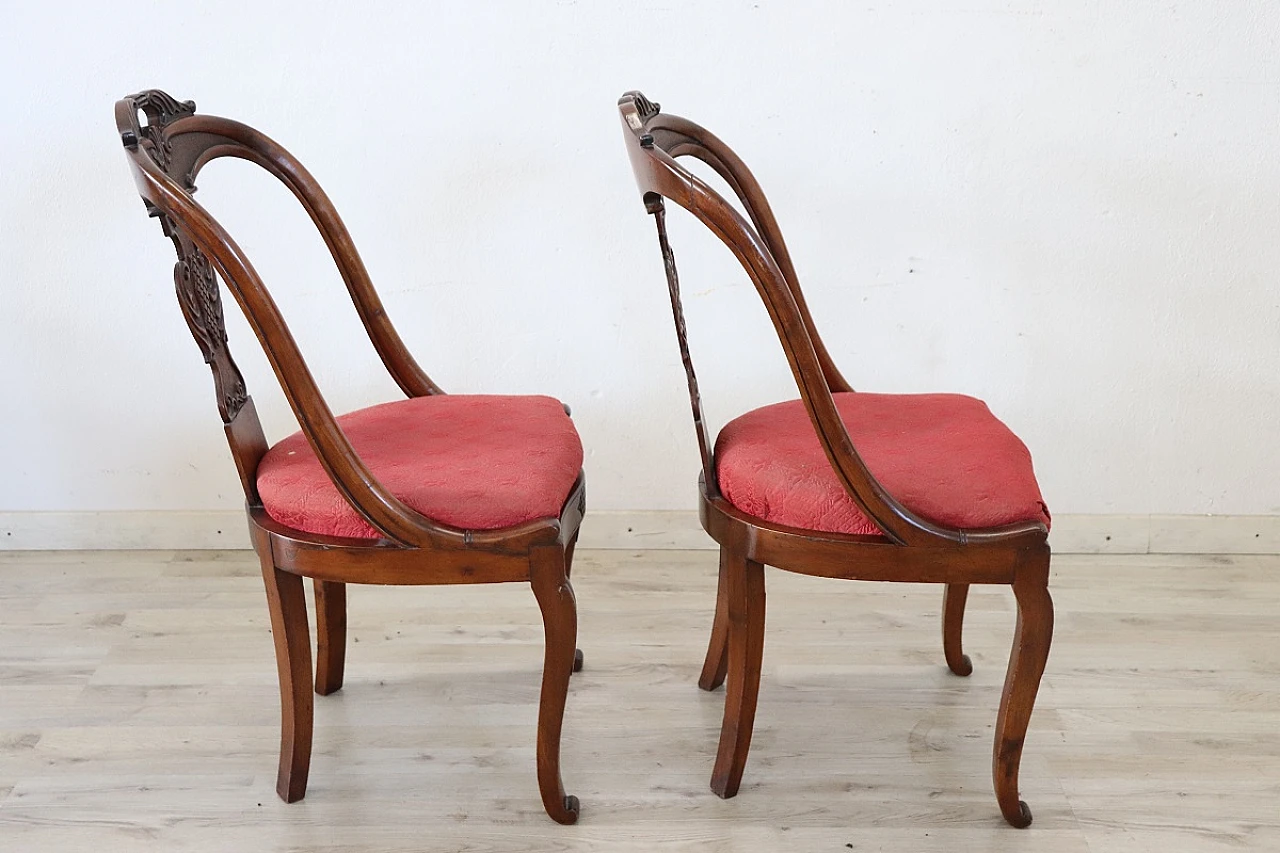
[115,90,585,822]
[708,550,764,799]
[618,91,1054,826]
[258,556,312,803]
[2,548,1278,851]
[313,580,347,696]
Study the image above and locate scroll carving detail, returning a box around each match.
[164,215,248,423]
[629,91,661,120]
[120,90,249,424]
[122,89,196,173]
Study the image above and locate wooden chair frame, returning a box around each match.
[617,91,1053,827]
[116,90,584,824]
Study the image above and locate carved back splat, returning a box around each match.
[649,200,716,497]
[167,218,249,423]
[121,91,249,424]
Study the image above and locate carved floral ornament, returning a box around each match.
[120,90,196,172]
[169,223,248,423]
[120,90,248,424]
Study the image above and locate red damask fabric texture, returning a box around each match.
[257,394,583,539]
[715,392,1050,536]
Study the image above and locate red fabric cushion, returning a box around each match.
[715,392,1049,536]
[257,395,583,539]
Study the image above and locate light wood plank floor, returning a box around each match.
[1,548,1278,851]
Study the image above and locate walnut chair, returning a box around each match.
[617,91,1054,827]
[115,90,584,824]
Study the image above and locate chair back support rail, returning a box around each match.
[116,91,561,551]
[619,92,1047,549]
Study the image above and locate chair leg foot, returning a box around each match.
[943,583,973,676]
[1005,799,1034,829]
[993,562,1053,828]
[259,560,314,803]
[531,545,580,825]
[698,548,733,691]
[562,794,581,820]
[573,648,584,673]
[313,580,347,696]
[709,552,765,799]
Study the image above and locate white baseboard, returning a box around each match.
[1,510,1278,554]
[0,511,249,551]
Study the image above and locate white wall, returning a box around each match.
[2,1,1278,523]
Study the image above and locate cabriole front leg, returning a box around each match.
[530,545,581,824]
[992,559,1054,827]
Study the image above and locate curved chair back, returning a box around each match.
[116,90,478,548]
[618,91,1025,547]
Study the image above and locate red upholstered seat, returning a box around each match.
[715,392,1050,537]
[257,394,583,539]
